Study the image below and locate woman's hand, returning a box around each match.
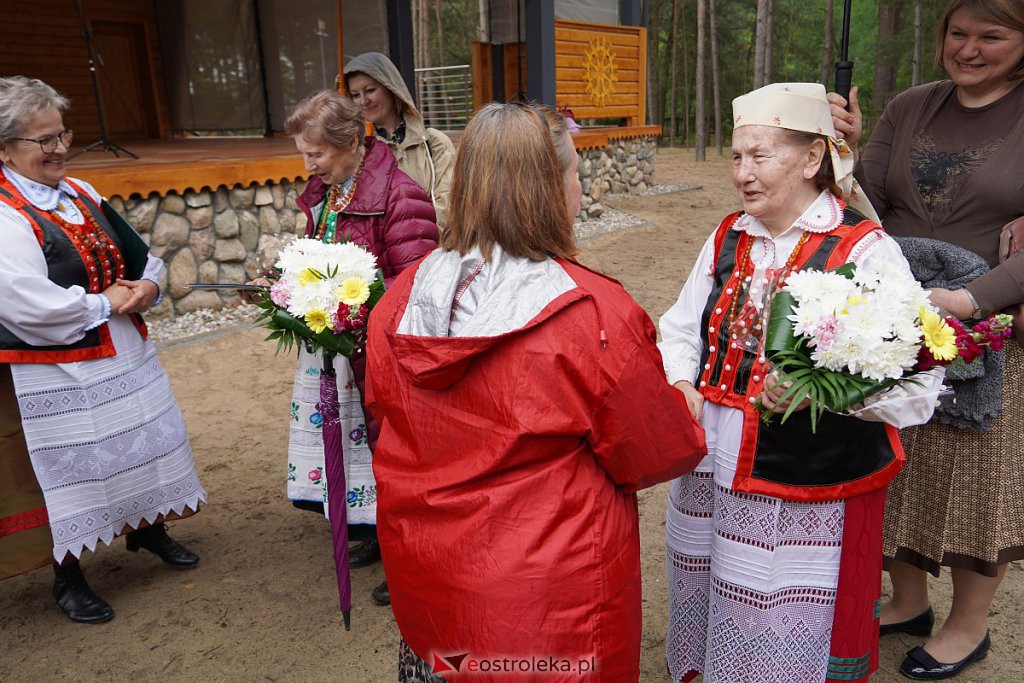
[759,372,811,415]
[242,278,272,303]
[673,380,704,421]
[926,287,975,319]
[101,282,134,313]
[827,86,863,154]
[113,279,159,314]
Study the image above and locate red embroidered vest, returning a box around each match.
[697,207,905,502]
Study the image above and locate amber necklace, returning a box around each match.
[726,231,811,327]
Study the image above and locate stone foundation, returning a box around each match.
[110,180,309,319]
[575,136,657,221]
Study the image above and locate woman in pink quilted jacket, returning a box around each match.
[279,90,437,604]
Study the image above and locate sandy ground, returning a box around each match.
[2,148,1021,682]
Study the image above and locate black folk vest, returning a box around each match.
[698,208,905,502]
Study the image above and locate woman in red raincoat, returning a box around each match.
[365,103,707,682]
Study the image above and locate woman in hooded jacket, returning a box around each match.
[344,52,455,230]
[365,103,707,682]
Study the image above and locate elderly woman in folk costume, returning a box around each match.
[0,76,205,624]
[659,83,945,683]
[262,90,437,606]
[343,52,455,230]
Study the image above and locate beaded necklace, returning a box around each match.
[726,231,811,328]
[315,157,365,244]
[49,196,126,292]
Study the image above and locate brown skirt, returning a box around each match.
[884,340,1024,577]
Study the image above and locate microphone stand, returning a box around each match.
[68,0,139,160]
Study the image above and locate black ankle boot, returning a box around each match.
[53,562,114,624]
[126,524,199,567]
[371,580,390,606]
[349,539,382,568]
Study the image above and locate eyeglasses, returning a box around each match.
[7,129,74,154]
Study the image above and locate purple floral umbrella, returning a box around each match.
[317,355,351,631]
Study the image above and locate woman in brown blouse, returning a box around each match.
[830,0,1024,679]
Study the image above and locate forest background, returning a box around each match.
[410,0,952,153]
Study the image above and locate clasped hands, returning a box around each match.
[102,279,159,315]
[673,373,810,421]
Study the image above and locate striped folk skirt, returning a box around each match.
[665,403,882,682]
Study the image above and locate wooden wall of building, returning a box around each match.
[0,0,172,141]
[554,20,646,125]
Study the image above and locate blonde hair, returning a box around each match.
[936,0,1024,81]
[441,103,577,261]
[284,90,365,149]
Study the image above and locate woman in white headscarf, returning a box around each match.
[658,83,943,683]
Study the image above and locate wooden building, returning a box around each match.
[0,0,408,199]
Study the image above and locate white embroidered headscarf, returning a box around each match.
[732,82,880,224]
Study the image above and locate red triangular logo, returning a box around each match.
[444,653,470,671]
[432,654,455,672]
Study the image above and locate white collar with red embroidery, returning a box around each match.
[732,191,844,238]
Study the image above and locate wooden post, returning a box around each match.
[471,41,494,110]
[636,27,647,127]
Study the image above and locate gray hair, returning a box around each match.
[0,77,70,140]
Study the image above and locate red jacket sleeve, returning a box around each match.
[589,340,707,494]
[381,177,439,284]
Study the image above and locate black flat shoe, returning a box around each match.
[371,580,390,606]
[349,539,381,568]
[126,524,199,567]
[53,563,114,624]
[899,632,990,680]
[881,606,935,637]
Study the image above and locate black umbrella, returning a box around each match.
[834,0,854,104]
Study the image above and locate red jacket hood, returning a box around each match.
[382,276,593,391]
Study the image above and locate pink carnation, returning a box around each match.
[270,280,291,306]
[811,316,840,352]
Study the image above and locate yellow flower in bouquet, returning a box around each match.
[841,294,866,315]
[305,308,332,334]
[337,277,370,306]
[920,307,957,361]
[298,267,322,286]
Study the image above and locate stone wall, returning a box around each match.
[575,136,657,221]
[110,180,309,319]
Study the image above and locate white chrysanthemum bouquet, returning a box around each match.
[253,238,385,357]
[760,260,961,429]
